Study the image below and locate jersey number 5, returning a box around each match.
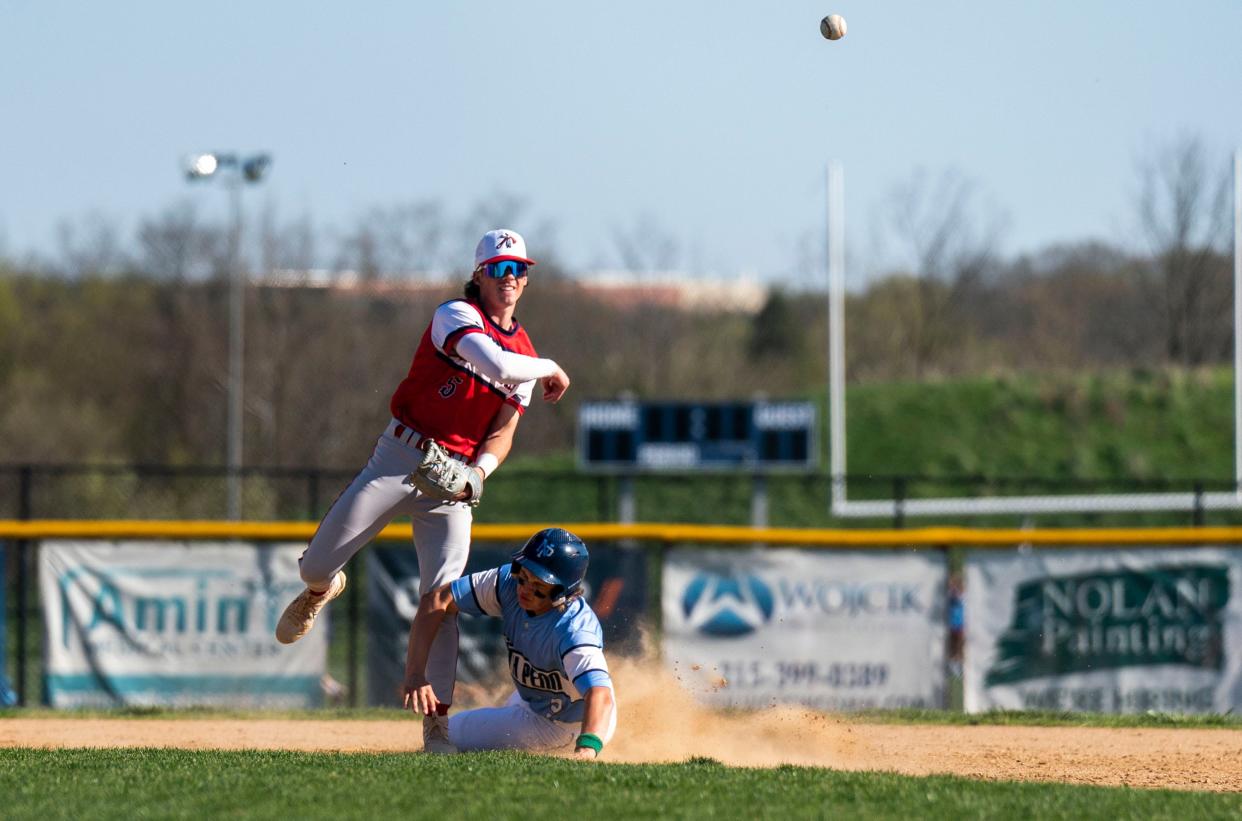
[438,375,465,398]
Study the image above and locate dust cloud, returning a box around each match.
[584,643,862,768]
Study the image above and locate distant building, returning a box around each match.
[573,272,767,313]
[261,269,769,313]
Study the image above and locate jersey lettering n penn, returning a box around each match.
[389,299,538,460]
[450,564,613,723]
[509,650,563,692]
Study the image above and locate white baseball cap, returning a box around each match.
[474,229,536,268]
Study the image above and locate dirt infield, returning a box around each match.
[2,717,1239,792]
[4,657,1239,792]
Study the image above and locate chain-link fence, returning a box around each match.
[4,463,1240,528]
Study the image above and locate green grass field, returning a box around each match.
[0,748,1238,821]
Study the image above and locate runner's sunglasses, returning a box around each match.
[483,260,529,279]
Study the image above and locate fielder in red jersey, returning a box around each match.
[389,296,539,460]
[275,229,570,754]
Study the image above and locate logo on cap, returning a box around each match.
[496,232,517,250]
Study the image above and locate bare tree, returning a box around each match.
[258,205,318,279]
[869,168,1005,377]
[55,211,126,278]
[1136,135,1233,365]
[135,201,226,281]
[976,242,1158,371]
[335,217,383,282]
[383,201,448,276]
[613,213,680,278]
[336,201,448,280]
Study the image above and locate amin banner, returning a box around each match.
[662,547,946,710]
[40,541,326,708]
[965,547,1242,714]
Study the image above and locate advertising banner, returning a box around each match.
[0,544,15,705]
[40,541,325,708]
[965,547,1242,714]
[662,548,946,710]
[367,543,647,707]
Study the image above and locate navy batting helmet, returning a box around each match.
[511,527,589,606]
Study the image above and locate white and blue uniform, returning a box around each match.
[446,563,617,752]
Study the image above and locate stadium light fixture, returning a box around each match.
[186,153,220,179]
[185,152,272,183]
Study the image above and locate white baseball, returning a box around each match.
[820,14,847,41]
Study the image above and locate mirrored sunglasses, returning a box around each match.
[484,260,529,279]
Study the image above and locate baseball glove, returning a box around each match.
[407,441,483,506]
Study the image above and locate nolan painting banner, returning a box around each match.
[663,547,946,710]
[40,540,325,708]
[965,547,1242,714]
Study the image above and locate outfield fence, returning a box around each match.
[4,520,1241,715]
[3,464,1239,529]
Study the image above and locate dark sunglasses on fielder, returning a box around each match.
[484,260,529,279]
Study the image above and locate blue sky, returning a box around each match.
[2,1,1240,282]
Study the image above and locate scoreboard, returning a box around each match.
[577,400,817,472]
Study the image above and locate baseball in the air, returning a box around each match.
[820,14,847,41]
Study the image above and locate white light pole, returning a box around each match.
[185,152,272,520]
[1235,148,1241,500]
[827,161,845,513]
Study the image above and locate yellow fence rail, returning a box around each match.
[3,519,1242,546]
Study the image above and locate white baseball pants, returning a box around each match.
[299,419,473,705]
[449,691,618,752]
[449,692,569,752]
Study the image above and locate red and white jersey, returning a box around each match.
[389,299,538,460]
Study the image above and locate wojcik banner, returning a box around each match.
[40,541,326,708]
[663,547,946,710]
[965,547,1242,714]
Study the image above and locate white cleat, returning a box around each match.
[275,572,347,644]
[422,714,457,754]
